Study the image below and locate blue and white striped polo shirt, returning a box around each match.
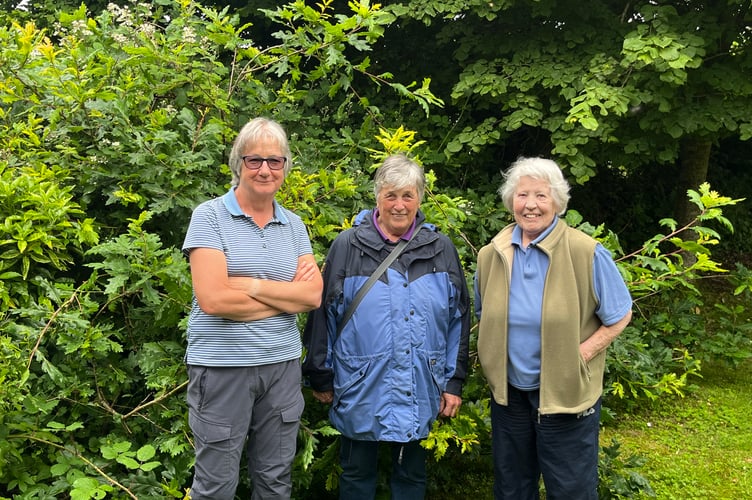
[182,188,313,367]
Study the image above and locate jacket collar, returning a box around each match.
[352,208,434,252]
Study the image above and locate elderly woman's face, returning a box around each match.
[376,184,420,239]
[512,176,557,244]
[237,136,285,198]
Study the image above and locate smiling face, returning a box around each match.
[376,184,420,240]
[512,176,558,246]
[236,135,285,200]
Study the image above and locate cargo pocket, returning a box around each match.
[279,393,304,461]
[189,411,234,482]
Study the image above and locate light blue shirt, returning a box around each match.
[182,188,313,366]
[475,217,632,389]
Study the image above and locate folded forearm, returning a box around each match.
[580,310,632,362]
[232,277,322,313]
[196,287,282,321]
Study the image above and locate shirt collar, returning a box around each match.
[221,188,289,224]
[372,208,417,242]
[512,216,558,247]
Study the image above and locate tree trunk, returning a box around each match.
[674,137,712,226]
[673,137,712,265]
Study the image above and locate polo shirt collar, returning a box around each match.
[512,216,558,247]
[221,188,289,224]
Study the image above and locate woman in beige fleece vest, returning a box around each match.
[475,157,633,500]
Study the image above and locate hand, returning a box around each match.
[293,260,319,282]
[439,392,461,418]
[312,390,333,404]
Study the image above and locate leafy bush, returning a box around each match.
[0,163,98,308]
[1,1,750,499]
[0,1,448,498]
[598,439,655,499]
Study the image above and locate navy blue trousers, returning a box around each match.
[490,386,601,500]
[338,436,426,500]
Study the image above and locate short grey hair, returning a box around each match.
[228,117,292,186]
[373,154,425,200]
[499,157,571,215]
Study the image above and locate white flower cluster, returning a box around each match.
[107,1,156,40]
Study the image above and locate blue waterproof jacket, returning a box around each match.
[303,209,470,442]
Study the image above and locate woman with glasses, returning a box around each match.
[182,117,323,500]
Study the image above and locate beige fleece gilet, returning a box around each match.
[476,220,604,415]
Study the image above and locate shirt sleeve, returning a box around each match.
[288,211,314,257]
[592,243,633,325]
[301,234,346,392]
[182,201,222,255]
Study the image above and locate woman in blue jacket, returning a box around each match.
[303,154,470,499]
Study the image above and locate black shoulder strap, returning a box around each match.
[336,227,422,338]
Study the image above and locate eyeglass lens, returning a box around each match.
[242,156,286,170]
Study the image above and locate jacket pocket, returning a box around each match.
[578,352,592,381]
[332,358,371,411]
[418,350,445,417]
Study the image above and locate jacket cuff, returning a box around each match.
[307,373,334,393]
[445,378,464,397]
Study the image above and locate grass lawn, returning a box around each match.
[601,360,752,499]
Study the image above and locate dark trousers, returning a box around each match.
[490,386,601,500]
[338,436,427,500]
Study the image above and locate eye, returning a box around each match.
[267,157,283,168]
[243,157,263,168]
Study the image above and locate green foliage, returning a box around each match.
[0,1,449,498]
[598,439,655,499]
[85,211,193,334]
[294,416,341,495]
[602,361,752,498]
[606,324,702,409]
[423,399,487,461]
[571,183,748,408]
[1,1,750,498]
[691,262,752,367]
[2,213,193,498]
[0,163,97,307]
[395,0,752,184]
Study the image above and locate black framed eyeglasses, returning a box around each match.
[242,155,287,170]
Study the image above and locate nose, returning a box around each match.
[257,160,272,173]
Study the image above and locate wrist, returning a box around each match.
[249,278,261,298]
